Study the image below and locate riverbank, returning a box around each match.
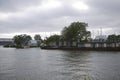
[41,47,120,51]
[3,44,40,49]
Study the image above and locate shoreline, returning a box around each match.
[41,47,120,51]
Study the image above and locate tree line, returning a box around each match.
[107,34,120,42]
[44,22,91,45]
[13,22,120,47]
[13,34,42,48]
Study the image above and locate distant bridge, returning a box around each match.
[0,38,13,45]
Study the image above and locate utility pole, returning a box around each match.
[100,27,102,36]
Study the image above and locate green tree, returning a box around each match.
[34,34,42,41]
[34,34,42,46]
[117,35,120,42]
[13,34,32,47]
[45,34,60,46]
[107,34,120,42]
[61,22,91,42]
[107,34,117,42]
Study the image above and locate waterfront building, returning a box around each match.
[28,40,37,47]
[94,35,107,42]
[58,41,120,48]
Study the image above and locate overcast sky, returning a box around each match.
[0,0,120,38]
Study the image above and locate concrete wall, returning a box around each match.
[104,43,107,47]
[72,41,77,47]
[57,41,120,48]
[84,43,91,47]
[63,41,67,47]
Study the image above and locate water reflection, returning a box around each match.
[60,51,92,80]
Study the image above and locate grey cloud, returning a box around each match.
[0,0,120,36]
[0,0,41,12]
[86,0,120,15]
[82,0,120,30]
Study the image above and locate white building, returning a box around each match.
[95,35,107,42]
[28,40,37,46]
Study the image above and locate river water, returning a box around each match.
[0,46,120,80]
